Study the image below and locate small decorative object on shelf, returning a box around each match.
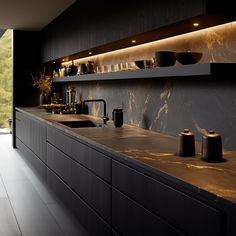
[155,51,176,67]
[31,67,52,105]
[39,93,49,106]
[176,51,203,65]
[87,61,95,74]
[134,59,154,69]
[66,60,78,76]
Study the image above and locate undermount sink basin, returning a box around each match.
[58,120,97,128]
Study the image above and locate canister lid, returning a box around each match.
[180,129,194,136]
[206,130,221,138]
[113,108,123,111]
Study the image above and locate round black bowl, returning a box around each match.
[155,51,176,67]
[176,52,202,65]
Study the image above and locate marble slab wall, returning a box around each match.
[60,22,236,151]
[62,77,236,151]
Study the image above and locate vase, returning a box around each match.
[39,93,49,106]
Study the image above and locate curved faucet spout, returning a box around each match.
[82,99,109,124]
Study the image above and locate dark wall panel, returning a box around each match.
[41,0,205,62]
[13,30,41,107]
[12,30,41,147]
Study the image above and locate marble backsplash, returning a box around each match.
[61,77,236,152]
[59,21,236,151]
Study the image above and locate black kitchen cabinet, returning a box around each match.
[15,137,47,180]
[112,187,184,236]
[46,167,111,236]
[41,0,236,63]
[15,109,112,235]
[112,159,224,236]
[15,110,47,163]
[47,142,111,223]
[15,108,235,236]
[47,126,111,182]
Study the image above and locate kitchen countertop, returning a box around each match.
[16,107,236,205]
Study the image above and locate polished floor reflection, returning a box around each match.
[0,134,88,236]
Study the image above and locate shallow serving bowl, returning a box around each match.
[176,52,202,65]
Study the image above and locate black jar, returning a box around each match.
[178,129,195,157]
[201,130,223,162]
[66,61,78,76]
[112,109,123,127]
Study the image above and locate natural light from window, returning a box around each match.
[0,29,12,134]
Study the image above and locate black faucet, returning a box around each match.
[82,99,109,124]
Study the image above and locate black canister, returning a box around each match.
[178,129,195,157]
[78,63,88,75]
[67,61,78,76]
[75,103,83,114]
[112,109,123,127]
[201,130,223,163]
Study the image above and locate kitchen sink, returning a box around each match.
[58,120,97,128]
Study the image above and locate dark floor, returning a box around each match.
[0,134,89,236]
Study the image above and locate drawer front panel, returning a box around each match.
[112,187,184,236]
[16,138,47,180]
[47,168,111,236]
[47,126,111,182]
[15,111,46,163]
[112,160,222,236]
[47,143,111,222]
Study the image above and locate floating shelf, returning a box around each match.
[52,63,236,83]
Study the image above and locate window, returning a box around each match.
[0,30,12,133]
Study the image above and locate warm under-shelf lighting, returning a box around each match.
[60,21,235,67]
[193,22,199,27]
[131,40,136,43]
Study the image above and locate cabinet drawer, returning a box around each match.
[112,187,184,236]
[47,143,111,222]
[29,119,47,163]
[15,111,46,163]
[112,160,223,236]
[16,138,47,181]
[47,126,111,182]
[47,168,111,236]
[15,111,27,144]
[15,115,23,139]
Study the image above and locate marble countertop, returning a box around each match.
[16,107,236,205]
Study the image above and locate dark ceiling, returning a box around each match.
[0,0,76,31]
